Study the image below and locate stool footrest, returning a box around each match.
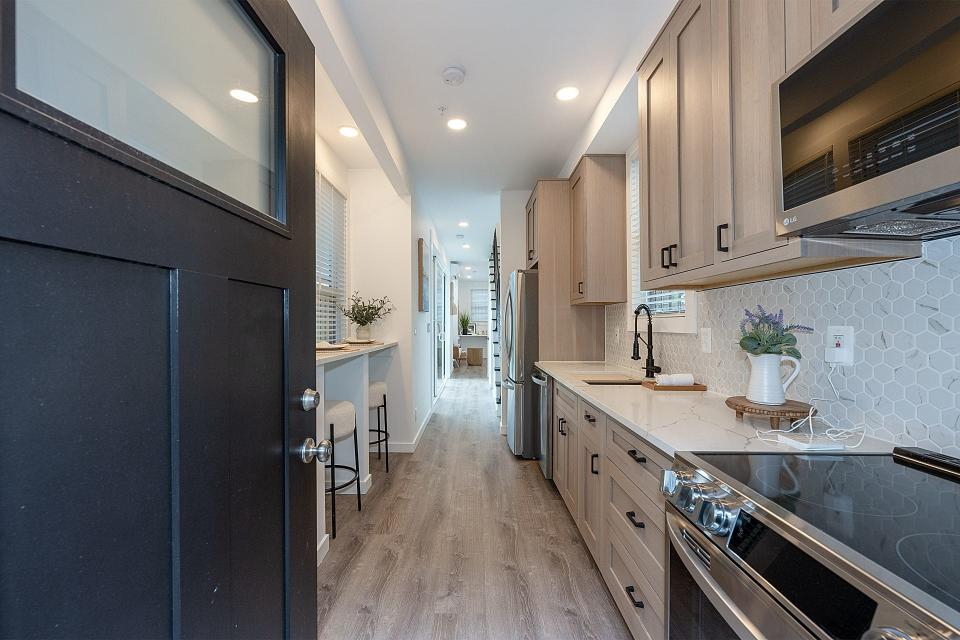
[325,464,360,493]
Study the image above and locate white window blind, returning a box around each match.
[628,152,686,315]
[316,174,347,343]
[470,288,488,322]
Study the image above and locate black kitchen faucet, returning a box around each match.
[632,304,661,379]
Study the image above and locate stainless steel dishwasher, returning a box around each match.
[531,368,551,479]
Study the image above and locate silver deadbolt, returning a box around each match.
[299,437,332,464]
[300,388,320,411]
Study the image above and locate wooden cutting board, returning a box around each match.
[641,380,707,392]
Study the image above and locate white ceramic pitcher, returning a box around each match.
[746,353,800,405]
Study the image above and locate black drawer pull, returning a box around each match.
[578,281,584,294]
[717,223,729,252]
[591,453,599,475]
[627,449,647,464]
[625,586,644,608]
[558,417,566,436]
[584,413,596,423]
[668,244,678,267]
[660,247,669,269]
[626,511,646,528]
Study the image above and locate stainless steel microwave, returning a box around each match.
[775,1,960,241]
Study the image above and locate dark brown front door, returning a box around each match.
[0,1,317,637]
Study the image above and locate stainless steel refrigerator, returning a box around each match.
[503,270,538,458]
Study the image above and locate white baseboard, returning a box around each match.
[391,401,434,453]
[317,533,330,566]
[335,472,372,495]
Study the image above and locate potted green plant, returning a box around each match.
[340,292,394,341]
[458,312,470,335]
[739,305,812,405]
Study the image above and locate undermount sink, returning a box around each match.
[579,373,645,385]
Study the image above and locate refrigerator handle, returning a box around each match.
[502,378,515,390]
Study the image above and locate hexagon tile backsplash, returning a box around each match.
[606,236,960,456]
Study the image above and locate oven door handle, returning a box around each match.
[665,508,813,640]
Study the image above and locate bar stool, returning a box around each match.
[325,400,361,539]
[369,381,390,473]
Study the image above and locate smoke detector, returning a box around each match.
[441,66,466,86]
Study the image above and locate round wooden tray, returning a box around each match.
[725,396,815,430]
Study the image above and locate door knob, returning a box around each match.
[299,437,332,464]
[300,388,320,411]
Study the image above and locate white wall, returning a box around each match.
[457,281,490,333]
[411,205,450,442]
[317,134,348,195]
[347,168,415,449]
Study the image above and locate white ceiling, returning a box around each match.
[338,0,673,271]
[315,61,379,170]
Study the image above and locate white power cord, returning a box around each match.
[756,364,866,449]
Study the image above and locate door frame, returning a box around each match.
[432,251,448,396]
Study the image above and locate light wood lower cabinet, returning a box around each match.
[549,386,669,640]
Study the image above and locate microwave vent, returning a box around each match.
[848,89,960,186]
[841,219,960,237]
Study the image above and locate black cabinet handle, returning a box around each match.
[626,511,646,528]
[584,413,596,424]
[660,247,669,269]
[668,244,678,267]
[558,417,566,436]
[625,586,645,608]
[591,453,599,475]
[627,449,647,464]
[578,281,584,294]
[717,223,729,252]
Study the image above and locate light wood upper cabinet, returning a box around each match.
[810,0,874,51]
[714,0,790,261]
[525,192,538,268]
[569,155,627,305]
[638,37,677,284]
[674,0,716,273]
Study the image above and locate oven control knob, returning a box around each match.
[701,500,737,536]
[676,484,702,513]
[661,469,685,496]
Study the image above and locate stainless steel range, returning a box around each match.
[661,448,960,640]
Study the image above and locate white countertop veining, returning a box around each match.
[315,340,398,365]
[535,361,893,458]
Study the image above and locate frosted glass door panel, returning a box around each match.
[16,0,278,219]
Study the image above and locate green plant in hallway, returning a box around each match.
[458,312,471,335]
[341,292,394,340]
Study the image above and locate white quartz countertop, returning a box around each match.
[535,361,893,458]
[316,340,398,365]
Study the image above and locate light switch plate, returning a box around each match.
[700,327,712,354]
[825,325,855,365]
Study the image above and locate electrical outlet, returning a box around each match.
[825,325,855,365]
[700,327,712,354]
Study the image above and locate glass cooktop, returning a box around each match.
[695,452,960,615]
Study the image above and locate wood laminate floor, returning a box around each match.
[317,366,632,640]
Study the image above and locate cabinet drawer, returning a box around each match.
[606,421,669,508]
[606,463,666,590]
[554,383,578,414]
[603,529,665,640]
[578,398,604,445]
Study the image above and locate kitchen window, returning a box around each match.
[470,288,488,323]
[627,146,697,333]
[316,175,348,343]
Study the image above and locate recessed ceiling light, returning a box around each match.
[447,118,467,131]
[555,86,580,101]
[230,88,259,103]
[464,266,473,271]
[338,126,359,138]
[462,243,470,249]
[458,221,469,228]
[466,275,472,279]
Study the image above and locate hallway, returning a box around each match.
[317,366,631,639]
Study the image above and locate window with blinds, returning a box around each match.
[470,288,488,322]
[316,174,347,343]
[628,152,685,315]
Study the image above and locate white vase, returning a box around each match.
[746,353,800,405]
[356,325,371,341]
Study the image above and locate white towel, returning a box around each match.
[655,373,695,386]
